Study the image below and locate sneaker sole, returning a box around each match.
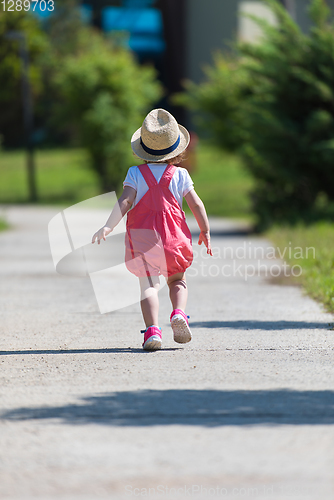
[171,315,192,344]
[143,335,162,351]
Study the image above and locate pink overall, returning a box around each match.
[125,164,193,278]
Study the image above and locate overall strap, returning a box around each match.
[159,164,177,188]
[138,164,158,188]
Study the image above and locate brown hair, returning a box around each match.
[146,151,187,166]
[132,151,187,166]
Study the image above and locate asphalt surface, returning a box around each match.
[0,205,334,500]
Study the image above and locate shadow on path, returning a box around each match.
[0,348,182,356]
[191,320,333,331]
[2,389,334,427]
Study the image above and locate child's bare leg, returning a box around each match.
[167,272,188,312]
[139,275,160,327]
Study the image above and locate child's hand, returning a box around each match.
[198,230,213,256]
[92,226,112,245]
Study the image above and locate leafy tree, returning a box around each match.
[55,30,162,192]
[0,11,48,147]
[45,0,85,57]
[35,0,93,146]
[0,3,162,193]
[179,0,334,229]
[239,0,334,227]
[174,54,251,152]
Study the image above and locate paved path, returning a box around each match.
[0,205,334,500]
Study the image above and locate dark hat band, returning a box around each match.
[140,134,180,156]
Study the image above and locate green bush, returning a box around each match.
[179,0,334,229]
[174,54,251,152]
[239,0,334,228]
[55,30,162,192]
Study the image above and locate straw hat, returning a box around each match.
[131,108,190,162]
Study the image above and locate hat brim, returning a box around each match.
[131,124,190,162]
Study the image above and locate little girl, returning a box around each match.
[92,109,212,351]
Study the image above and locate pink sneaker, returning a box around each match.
[141,326,162,351]
[170,309,192,344]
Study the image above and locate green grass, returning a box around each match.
[267,222,334,314]
[189,142,254,220]
[0,143,254,218]
[0,218,8,231]
[0,148,100,205]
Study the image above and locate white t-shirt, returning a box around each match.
[123,163,194,209]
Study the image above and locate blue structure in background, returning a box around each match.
[31,0,165,59]
[102,3,165,58]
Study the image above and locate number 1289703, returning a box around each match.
[1,0,54,11]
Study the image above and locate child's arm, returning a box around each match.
[185,189,213,256]
[92,186,137,244]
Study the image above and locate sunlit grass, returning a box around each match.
[0,218,8,231]
[0,148,100,205]
[268,222,334,314]
[185,141,254,220]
